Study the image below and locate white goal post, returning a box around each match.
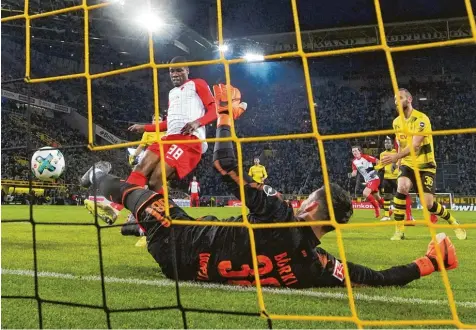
[409,192,453,209]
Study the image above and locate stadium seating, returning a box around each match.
[2,42,475,197]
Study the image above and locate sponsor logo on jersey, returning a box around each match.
[263,185,278,197]
[332,260,345,282]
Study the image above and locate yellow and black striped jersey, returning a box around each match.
[392,109,436,173]
[379,149,399,179]
[248,165,268,183]
[141,131,165,146]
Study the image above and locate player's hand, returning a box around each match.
[381,154,398,166]
[128,124,145,133]
[391,163,398,172]
[414,233,458,276]
[213,83,246,119]
[181,120,200,135]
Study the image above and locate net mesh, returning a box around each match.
[2,0,476,328]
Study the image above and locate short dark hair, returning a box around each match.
[315,183,353,233]
[399,88,412,99]
[351,145,362,152]
[170,56,188,65]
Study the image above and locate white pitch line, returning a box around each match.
[2,268,476,309]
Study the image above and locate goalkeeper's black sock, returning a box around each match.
[429,201,456,224]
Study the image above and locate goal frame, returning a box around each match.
[409,192,453,209]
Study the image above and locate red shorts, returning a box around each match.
[148,134,202,179]
[365,178,381,192]
[190,193,199,200]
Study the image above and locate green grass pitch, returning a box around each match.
[1,205,475,328]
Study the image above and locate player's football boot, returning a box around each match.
[80,161,112,188]
[414,233,458,276]
[450,221,467,240]
[380,216,392,221]
[84,199,118,225]
[390,231,405,240]
[135,236,147,248]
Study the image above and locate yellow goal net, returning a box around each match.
[2,0,476,328]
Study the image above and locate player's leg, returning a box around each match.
[421,172,467,240]
[381,179,394,221]
[391,167,414,240]
[147,160,176,194]
[363,179,381,218]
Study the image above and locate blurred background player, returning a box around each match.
[381,88,466,241]
[349,146,384,218]
[248,157,268,183]
[128,115,165,167]
[188,176,200,207]
[378,136,414,224]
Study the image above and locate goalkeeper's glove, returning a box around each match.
[347,173,353,178]
[414,233,458,276]
[212,83,247,119]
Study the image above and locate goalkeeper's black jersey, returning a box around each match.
[146,192,349,289]
[146,195,420,289]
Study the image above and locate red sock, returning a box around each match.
[126,171,148,187]
[406,195,413,220]
[378,197,384,207]
[366,194,380,216]
[110,202,124,211]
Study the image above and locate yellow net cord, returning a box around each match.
[3,0,476,327]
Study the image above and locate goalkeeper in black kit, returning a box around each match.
[81,87,458,288]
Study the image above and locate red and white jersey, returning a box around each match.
[189,181,200,194]
[352,154,379,183]
[167,79,214,152]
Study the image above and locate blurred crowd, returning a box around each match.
[2,40,476,198]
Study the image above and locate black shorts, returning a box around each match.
[399,165,436,194]
[382,179,397,194]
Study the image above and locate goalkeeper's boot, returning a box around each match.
[80,161,112,188]
[414,233,458,276]
[84,199,118,225]
[390,231,405,241]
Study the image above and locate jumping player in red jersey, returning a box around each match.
[348,146,385,218]
[82,56,246,224]
[188,176,200,207]
[80,102,458,288]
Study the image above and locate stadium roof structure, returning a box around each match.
[1,0,472,65]
[226,17,474,57]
